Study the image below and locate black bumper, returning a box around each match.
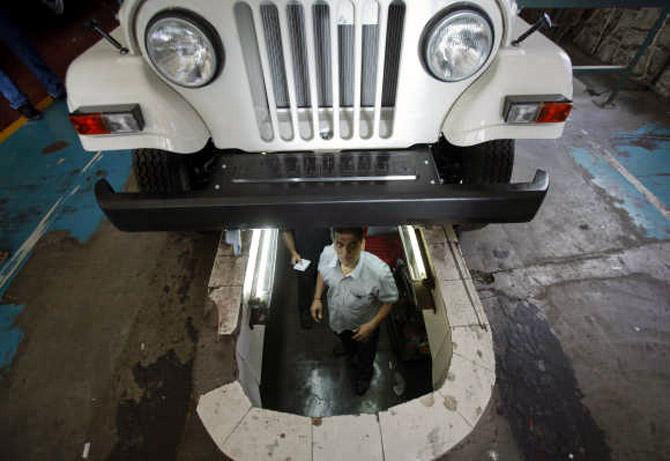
[95,169,549,231]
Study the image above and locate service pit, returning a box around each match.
[196,225,494,460]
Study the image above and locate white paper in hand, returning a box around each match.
[293,259,311,272]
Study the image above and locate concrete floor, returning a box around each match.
[448,78,670,461]
[0,76,669,460]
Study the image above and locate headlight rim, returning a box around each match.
[420,5,495,83]
[144,8,225,89]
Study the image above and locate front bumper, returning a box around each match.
[95,148,549,231]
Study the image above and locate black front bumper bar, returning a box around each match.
[95,160,549,231]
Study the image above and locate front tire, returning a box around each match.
[459,139,514,185]
[132,149,191,193]
[435,138,514,185]
[435,138,515,231]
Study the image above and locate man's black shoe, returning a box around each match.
[355,379,370,396]
[17,104,42,120]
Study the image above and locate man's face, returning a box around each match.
[334,232,364,267]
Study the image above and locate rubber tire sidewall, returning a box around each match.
[132,149,190,193]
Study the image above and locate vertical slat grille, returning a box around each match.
[338,24,355,108]
[235,3,274,141]
[261,4,290,108]
[312,3,332,108]
[382,1,405,107]
[239,0,405,140]
[361,24,378,107]
[287,4,311,108]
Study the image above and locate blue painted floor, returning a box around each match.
[0,101,132,368]
[569,122,670,240]
[612,123,670,209]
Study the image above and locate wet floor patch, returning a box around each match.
[487,295,611,460]
[109,350,194,461]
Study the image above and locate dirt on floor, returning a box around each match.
[0,223,224,460]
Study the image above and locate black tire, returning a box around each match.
[132,149,191,193]
[460,139,514,185]
[435,139,515,231]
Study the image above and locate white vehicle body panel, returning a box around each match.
[443,15,573,146]
[68,0,572,154]
[66,30,210,153]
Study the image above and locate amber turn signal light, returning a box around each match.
[503,95,572,124]
[69,104,144,135]
[536,101,572,123]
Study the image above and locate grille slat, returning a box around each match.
[382,1,405,108]
[287,4,311,108]
[352,0,363,139]
[239,0,404,142]
[338,24,354,108]
[313,3,332,108]
[234,3,274,141]
[372,0,389,138]
[303,3,322,140]
[260,4,290,108]
[329,0,341,139]
[361,24,379,107]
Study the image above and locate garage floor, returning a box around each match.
[0,67,669,461]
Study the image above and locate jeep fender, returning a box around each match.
[66,28,210,153]
[442,16,573,146]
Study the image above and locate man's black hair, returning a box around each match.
[332,227,365,242]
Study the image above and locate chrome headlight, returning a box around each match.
[423,9,493,82]
[145,12,223,88]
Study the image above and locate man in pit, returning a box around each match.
[311,227,399,395]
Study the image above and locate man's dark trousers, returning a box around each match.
[336,328,380,382]
[292,227,331,320]
[297,263,317,318]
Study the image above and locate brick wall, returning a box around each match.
[526,8,670,98]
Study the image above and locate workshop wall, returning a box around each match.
[529,8,670,97]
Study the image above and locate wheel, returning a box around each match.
[132,149,191,193]
[459,139,514,185]
[434,138,515,231]
[435,138,514,185]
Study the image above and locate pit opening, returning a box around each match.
[237,226,452,417]
[200,225,493,459]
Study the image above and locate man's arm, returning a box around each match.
[310,272,326,322]
[352,303,392,341]
[281,231,301,265]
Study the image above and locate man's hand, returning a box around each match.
[353,321,377,342]
[310,299,323,322]
[291,252,302,266]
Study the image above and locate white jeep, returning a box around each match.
[66,0,572,231]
